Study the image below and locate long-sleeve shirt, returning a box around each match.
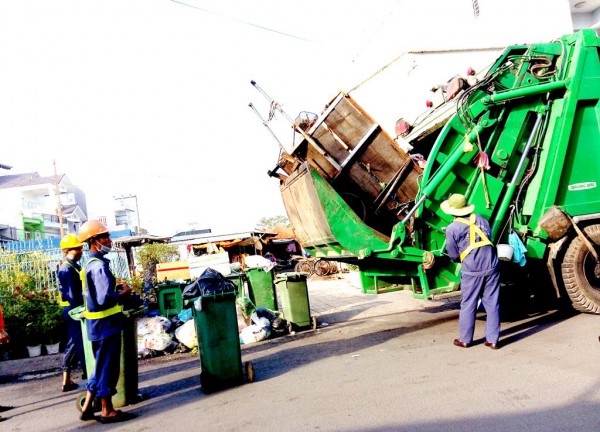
[445,213,499,277]
[83,252,123,341]
[58,258,83,314]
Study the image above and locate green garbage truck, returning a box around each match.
[267,30,600,313]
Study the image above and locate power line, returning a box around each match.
[170,0,315,43]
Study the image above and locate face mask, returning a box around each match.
[99,244,112,255]
[95,240,112,256]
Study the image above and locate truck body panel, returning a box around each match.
[274,30,600,311]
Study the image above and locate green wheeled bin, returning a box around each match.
[224,273,245,298]
[245,267,277,311]
[156,282,186,318]
[274,272,317,331]
[69,305,141,411]
[190,291,254,393]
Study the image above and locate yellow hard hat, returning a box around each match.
[78,220,109,242]
[60,233,84,250]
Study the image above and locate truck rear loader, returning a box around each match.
[263,30,600,313]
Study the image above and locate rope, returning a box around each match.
[496,205,515,245]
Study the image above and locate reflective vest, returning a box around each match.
[59,260,80,308]
[80,257,123,320]
[455,214,493,262]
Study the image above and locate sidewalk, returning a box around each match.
[0,272,457,383]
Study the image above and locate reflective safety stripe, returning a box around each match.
[455,214,493,262]
[59,260,80,308]
[83,304,123,320]
[81,257,123,320]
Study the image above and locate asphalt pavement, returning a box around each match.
[0,272,451,382]
[2,273,598,431]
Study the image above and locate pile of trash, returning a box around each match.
[236,296,289,344]
[137,267,291,358]
[137,308,197,359]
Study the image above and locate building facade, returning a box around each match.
[0,172,87,242]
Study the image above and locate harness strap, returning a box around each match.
[455,214,492,262]
[81,257,122,320]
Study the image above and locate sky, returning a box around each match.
[0,0,573,236]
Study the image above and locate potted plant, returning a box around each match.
[40,299,64,354]
[17,299,43,356]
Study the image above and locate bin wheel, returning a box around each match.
[75,392,100,413]
[245,361,255,383]
[311,316,318,330]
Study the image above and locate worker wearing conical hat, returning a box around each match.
[441,193,501,350]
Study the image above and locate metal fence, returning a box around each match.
[0,246,130,294]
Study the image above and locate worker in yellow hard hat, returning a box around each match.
[77,220,135,424]
[58,233,86,393]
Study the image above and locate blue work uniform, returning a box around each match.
[82,253,124,399]
[57,258,85,374]
[445,213,500,344]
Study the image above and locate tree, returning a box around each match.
[135,243,179,284]
[255,215,290,230]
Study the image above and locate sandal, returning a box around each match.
[80,410,96,421]
[98,410,136,424]
[62,382,79,392]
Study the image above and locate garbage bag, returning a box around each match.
[143,332,173,351]
[174,319,197,349]
[239,324,268,344]
[244,255,276,272]
[271,317,288,336]
[182,267,237,299]
[137,316,170,336]
[508,231,527,267]
[177,308,193,323]
[170,315,184,332]
[254,307,277,323]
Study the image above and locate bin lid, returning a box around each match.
[244,266,266,273]
[274,272,308,282]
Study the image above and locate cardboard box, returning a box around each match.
[156,260,190,282]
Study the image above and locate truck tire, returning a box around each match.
[560,224,600,314]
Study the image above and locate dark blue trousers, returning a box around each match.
[86,333,121,398]
[61,318,85,373]
[459,271,500,344]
